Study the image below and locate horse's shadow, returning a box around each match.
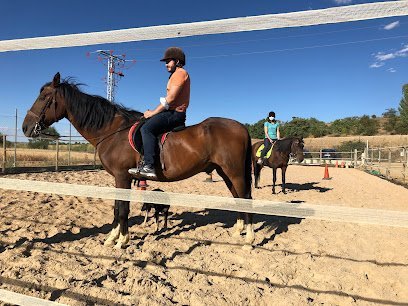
[256,215,303,247]
[263,182,332,193]
[6,208,304,250]
[152,207,307,247]
[153,209,236,241]
[5,215,144,253]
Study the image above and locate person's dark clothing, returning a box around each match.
[141,110,186,166]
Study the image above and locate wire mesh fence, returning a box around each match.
[0,111,101,173]
[363,146,408,184]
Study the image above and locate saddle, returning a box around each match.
[255,142,276,159]
[128,119,185,170]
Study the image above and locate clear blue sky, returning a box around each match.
[0,0,407,139]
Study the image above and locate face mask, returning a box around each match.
[269,116,275,121]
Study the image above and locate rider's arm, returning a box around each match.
[264,124,272,142]
[144,104,166,118]
[144,84,183,118]
[165,84,183,105]
[277,126,281,140]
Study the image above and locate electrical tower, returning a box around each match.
[88,50,136,102]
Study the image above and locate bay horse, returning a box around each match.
[22,73,254,249]
[252,138,304,194]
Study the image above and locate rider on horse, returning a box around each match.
[257,111,280,165]
[128,47,191,179]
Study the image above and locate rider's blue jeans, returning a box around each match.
[141,110,186,166]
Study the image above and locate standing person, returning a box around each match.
[258,111,280,165]
[128,47,190,179]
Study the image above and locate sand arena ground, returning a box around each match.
[0,165,407,305]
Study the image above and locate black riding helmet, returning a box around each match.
[160,47,186,66]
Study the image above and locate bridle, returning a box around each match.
[27,92,58,137]
[290,138,304,157]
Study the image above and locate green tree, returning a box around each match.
[308,118,329,137]
[355,115,378,136]
[329,117,359,136]
[280,117,311,138]
[27,127,60,149]
[245,119,264,139]
[396,84,408,134]
[336,140,366,152]
[382,108,399,134]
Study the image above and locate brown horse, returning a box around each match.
[252,138,304,194]
[22,73,254,248]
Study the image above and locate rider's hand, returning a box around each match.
[144,110,154,118]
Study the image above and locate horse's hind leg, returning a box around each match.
[216,168,244,238]
[216,168,254,246]
[253,161,262,189]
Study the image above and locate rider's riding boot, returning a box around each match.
[139,164,157,179]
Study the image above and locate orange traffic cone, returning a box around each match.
[341,161,345,168]
[137,179,148,191]
[335,161,338,168]
[323,164,331,180]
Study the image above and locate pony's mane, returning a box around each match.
[50,79,142,130]
[275,137,301,152]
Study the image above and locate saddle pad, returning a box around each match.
[255,144,273,158]
[128,121,144,154]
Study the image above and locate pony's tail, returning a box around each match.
[244,130,253,199]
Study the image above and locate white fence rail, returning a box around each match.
[1,178,408,228]
[0,1,407,52]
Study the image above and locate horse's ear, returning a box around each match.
[52,72,60,87]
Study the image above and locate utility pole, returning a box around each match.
[90,50,135,102]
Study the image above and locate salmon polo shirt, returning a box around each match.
[167,67,190,112]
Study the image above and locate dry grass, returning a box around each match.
[2,148,99,167]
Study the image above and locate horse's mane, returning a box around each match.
[48,79,143,130]
[275,137,301,152]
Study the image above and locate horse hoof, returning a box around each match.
[242,244,254,251]
[114,242,126,249]
[104,239,116,247]
[232,231,243,239]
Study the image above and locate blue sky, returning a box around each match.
[0,0,407,140]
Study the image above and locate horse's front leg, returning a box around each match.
[233,212,245,238]
[105,177,131,249]
[272,168,277,194]
[104,199,130,248]
[282,166,287,194]
[244,212,254,246]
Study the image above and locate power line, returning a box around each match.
[130,34,408,62]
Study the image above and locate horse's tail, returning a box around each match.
[244,130,253,199]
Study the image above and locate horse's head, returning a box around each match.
[22,72,67,137]
[291,137,305,163]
